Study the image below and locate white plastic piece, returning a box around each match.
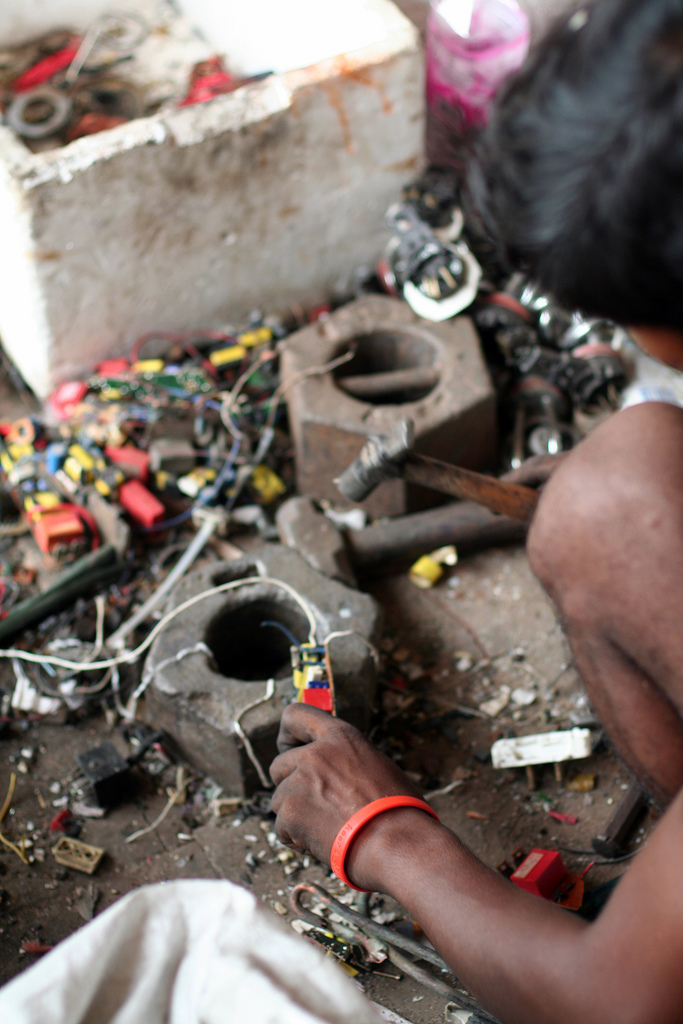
[479,684,510,718]
[11,664,61,716]
[491,727,592,768]
[510,687,537,707]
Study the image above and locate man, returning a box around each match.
[270,1,683,1021]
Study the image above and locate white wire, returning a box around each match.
[125,768,188,844]
[0,576,318,675]
[233,678,276,789]
[132,641,212,702]
[323,630,379,665]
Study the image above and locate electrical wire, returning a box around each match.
[220,349,277,438]
[139,433,241,533]
[0,575,317,675]
[323,629,379,666]
[261,349,355,439]
[0,772,29,865]
[132,641,211,703]
[233,678,276,788]
[125,767,188,844]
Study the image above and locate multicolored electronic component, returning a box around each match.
[291,641,336,714]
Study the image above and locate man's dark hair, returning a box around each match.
[471,0,683,328]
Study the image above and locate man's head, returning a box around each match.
[472,0,683,339]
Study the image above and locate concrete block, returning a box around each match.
[281,294,497,518]
[144,544,380,796]
[0,0,423,396]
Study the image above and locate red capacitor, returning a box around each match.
[510,849,568,899]
[105,445,150,483]
[118,478,165,528]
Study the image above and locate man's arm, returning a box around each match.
[270,704,683,1024]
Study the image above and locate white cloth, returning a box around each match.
[0,879,381,1024]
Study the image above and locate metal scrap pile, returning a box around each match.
[0,12,270,151]
[367,169,631,469]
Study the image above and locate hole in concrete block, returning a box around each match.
[334,330,440,405]
[205,596,310,681]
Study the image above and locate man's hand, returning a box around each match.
[270,704,422,889]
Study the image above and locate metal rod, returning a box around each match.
[338,367,440,400]
[347,501,527,570]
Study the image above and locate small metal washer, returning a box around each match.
[6,87,73,140]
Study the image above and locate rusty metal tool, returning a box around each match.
[335,418,539,522]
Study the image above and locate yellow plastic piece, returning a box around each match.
[238,326,272,348]
[7,443,33,462]
[132,359,165,373]
[24,492,60,513]
[68,445,95,471]
[0,451,13,474]
[209,345,248,367]
[408,545,458,589]
[409,555,444,589]
[250,464,286,505]
[177,466,216,499]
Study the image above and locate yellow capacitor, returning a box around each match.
[238,327,272,348]
[209,345,247,368]
[132,359,165,373]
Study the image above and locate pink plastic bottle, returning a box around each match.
[426,0,530,169]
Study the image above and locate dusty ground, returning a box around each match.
[0,311,651,1023]
[0,534,652,1023]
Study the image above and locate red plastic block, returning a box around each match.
[510,849,568,899]
[95,358,130,375]
[105,445,150,482]
[49,381,88,419]
[302,689,334,713]
[118,479,165,528]
[32,509,85,554]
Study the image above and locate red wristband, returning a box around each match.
[330,795,440,892]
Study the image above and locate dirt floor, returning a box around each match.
[0,524,652,1023]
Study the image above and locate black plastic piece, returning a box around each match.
[592,779,647,858]
[76,742,135,807]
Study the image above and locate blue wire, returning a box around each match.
[260,620,303,647]
[137,434,241,533]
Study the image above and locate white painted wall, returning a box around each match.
[177,0,421,75]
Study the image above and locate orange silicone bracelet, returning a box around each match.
[330,795,440,892]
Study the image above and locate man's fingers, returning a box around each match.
[276,703,338,754]
[270,747,301,788]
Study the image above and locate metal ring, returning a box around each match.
[6,87,72,139]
